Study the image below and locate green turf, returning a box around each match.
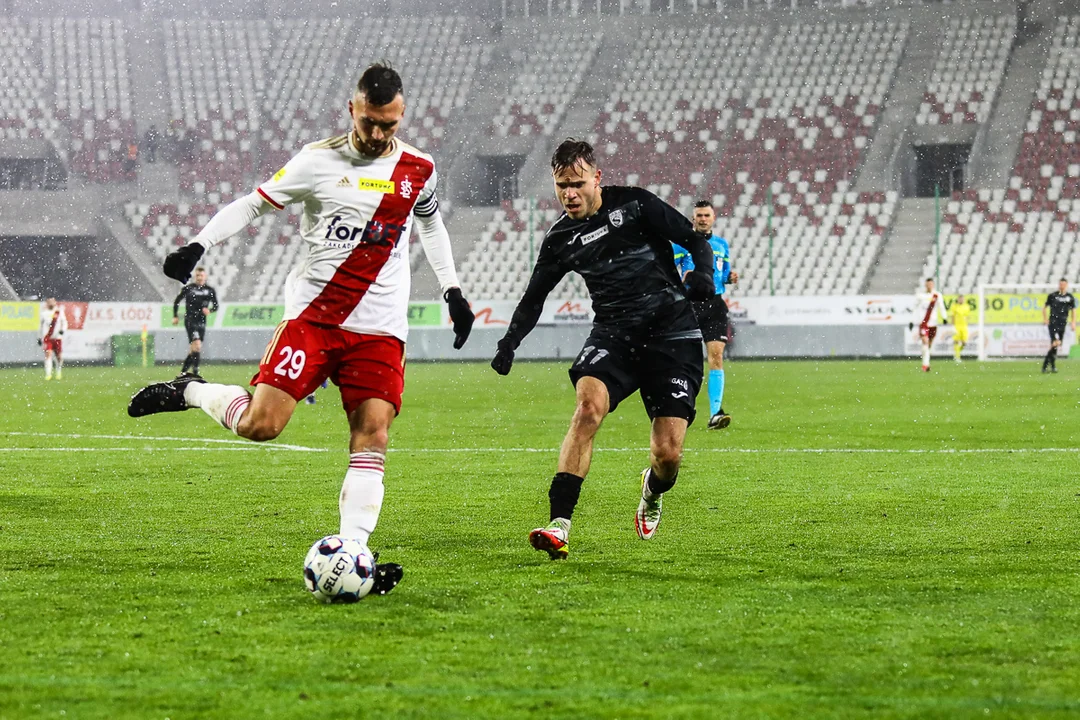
[1,360,1078,718]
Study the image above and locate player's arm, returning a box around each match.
[1044,295,1051,325]
[172,287,185,321]
[208,287,219,315]
[938,295,948,325]
[491,239,567,375]
[57,310,67,336]
[720,240,737,285]
[673,247,693,282]
[637,190,714,299]
[413,170,474,349]
[163,154,314,283]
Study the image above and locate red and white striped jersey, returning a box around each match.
[914,291,947,328]
[40,305,67,340]
[257,134,439,341]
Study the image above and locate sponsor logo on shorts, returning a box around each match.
[670,377,689,390]
[671,391,689,399]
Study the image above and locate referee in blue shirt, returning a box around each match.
[674,200,738,429]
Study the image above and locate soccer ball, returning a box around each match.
[303,535,376,603]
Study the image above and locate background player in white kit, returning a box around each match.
[910,278,948,372]
[127,64,475,594]
[39,297,68,381]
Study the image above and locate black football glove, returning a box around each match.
[685,270,715,301]
[163,243,205,283]
[443,287,474,350]
[491,337,515,376]
[36,338,42,346]
[908,322,914,331]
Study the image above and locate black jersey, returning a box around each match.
[502,186,714,346]
[1045,291,1076,325]
[173,283,219,325]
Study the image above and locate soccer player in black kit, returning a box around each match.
[490,139,716,559]
[172,266,218,376]
[1042,277,1076,373]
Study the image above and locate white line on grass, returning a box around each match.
[0,447,320,453]
[0,431,327,452]
[387,447,1080,454]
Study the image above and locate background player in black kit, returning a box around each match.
[172,266,218,377]
[490,138,715,559]
[1042,277,1076,373]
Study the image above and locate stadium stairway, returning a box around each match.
[864,197,937,293]
[411,206,493,301]
[0,269,17,300]
[968,22,1051,188]
[516,16,639,198]
[102,209,172,301]
[125,19,170,134]
[442,42,520,204]
[855,11,947,192]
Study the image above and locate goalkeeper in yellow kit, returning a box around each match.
[949,294,972,362]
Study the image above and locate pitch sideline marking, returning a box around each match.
[386,447,1080,455]
[0,431,326,453]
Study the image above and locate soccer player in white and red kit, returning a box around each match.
[39,297,67,380]
[911,277,948,372]
[128,65,475,593]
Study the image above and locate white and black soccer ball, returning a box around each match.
[303,535,376,603]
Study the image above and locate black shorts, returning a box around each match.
[186,323,207,343]
[568,328,704,425]
[692,296,729,343]
[1049,323,1067,343]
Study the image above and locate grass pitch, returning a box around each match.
[1,359,1078,718]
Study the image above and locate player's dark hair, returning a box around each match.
[926,277,934,282]
[1061,277,1068,282]
[694,200,713,209]
[195,266,206,273]
[356,63,403,107]
[551,138,596,174]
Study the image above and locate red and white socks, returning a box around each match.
[339,452,386,545]
[183,382,251,434]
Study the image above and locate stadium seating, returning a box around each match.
[491,28,600,139]
[164,19,264,197]
[461,19,907,299]
[123,200,277,300]
[916,15,1015,126]
[40,18,136,182]
[588,25,767,206]
[457,198,586,301]
[0,20,61,147]
[0,18,134,181]
[923,17,1080,290]
[257,17,485,177]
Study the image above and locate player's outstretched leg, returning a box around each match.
[127,373,209,417]
[635,417,686,540]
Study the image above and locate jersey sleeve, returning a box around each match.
[633,188,713,278]
[257,151,316,210]
[413,167,439,218]
[718,238,731,284]
[672,246,694,277]
[501,236,568,349]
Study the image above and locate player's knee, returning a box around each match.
[652,441,683,472]
[573,398,606,431]
[351,426,389,453]
[238,415,284,442]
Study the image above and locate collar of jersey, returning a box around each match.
[345,132,398,161]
